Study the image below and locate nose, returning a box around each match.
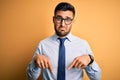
[61,20,65,27]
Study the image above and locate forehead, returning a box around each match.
[55,10,73,18]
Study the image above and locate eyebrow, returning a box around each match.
[55,15,73,19]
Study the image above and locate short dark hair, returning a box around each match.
[54,2,75,17]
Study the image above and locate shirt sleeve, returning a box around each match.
[85,61,101,80]
[84,41,102,80]
[26,42,43,80]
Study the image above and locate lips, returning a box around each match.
[59,27,65,31]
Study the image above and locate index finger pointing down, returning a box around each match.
[67,59,77,70]
[47,60,53,73]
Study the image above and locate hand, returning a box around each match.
[34,54,53,72]
[68,55,90,70]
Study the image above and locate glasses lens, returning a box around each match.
[64,18,72,25]
[55,16,73,25]
[55,16,62,23]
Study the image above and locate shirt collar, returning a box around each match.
[52,33,75,42]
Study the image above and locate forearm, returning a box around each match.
[26,60,41,80]
[85,61,102,80]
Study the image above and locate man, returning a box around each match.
[27,2,101,80]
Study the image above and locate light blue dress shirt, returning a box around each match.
[27,33,101,80]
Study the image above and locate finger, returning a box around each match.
[35,59,41,68]
[40,60,45,69]
[68,59,77,70]
[74,61,80,68]
[77,62,83,68]
[47,60,53,73]
[39,64,41,68]
[81,64,85,69]
[37,61,41,68]
[44,60,48,68]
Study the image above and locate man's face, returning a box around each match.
[53,10,74,37]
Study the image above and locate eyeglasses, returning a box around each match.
[54,16,73,25]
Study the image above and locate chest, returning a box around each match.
[41,41,87,68]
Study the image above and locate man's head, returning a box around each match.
[54,2,75,17]
[53,2,75,37]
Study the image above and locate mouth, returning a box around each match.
[59,27,65,30]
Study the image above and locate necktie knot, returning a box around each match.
[58,38,67,44]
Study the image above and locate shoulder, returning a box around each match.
[72,35,89,45]
[73,35,87,42]
[38,35,56,45]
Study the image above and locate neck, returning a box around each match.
[58,36,66,38]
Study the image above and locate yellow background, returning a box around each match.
[0,0,120,80]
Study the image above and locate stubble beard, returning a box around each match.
[54,26,71,37]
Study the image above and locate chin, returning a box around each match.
[57,32,68,37]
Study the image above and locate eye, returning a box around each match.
[55,16,62,21]
[65,18,72,22]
